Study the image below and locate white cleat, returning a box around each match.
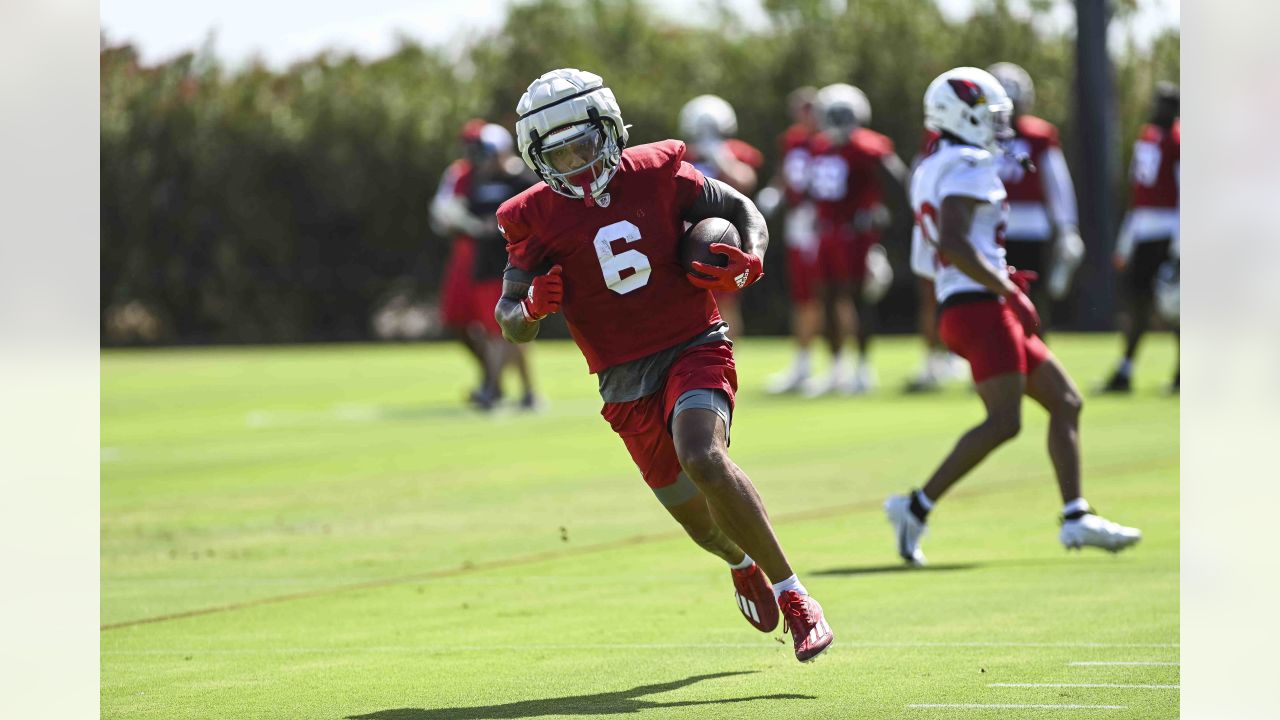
[1059,513,1142,553]
[846,364,877,395]
[884,494,928,565]
[801,370,846,398]
[766,367,810,395]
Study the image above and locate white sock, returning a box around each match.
[1063,498,1091,517]
[914,489,935,513]
[794,349,811,374]
[1117,359,1133,377]
[729,553,754,570]
[770,574,808,600]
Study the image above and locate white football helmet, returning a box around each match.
[988,62,1035,116]
[515,68,629,205]
[815,83,871,141]
[923,67,1013,153]
[679,94,737,142]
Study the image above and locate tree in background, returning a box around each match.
[100,0,1178,345]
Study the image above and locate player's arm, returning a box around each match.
[683,177,769,262]
[495,276,540,344]
[937,196,1018,297]
[876,152,913,231]
[496,264,564,344]
[938,194,1039,334]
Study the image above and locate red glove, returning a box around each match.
[1008,266,1039,294]
[1005,287,1041,337]
[687,243,764,292]
[521,265,563,321]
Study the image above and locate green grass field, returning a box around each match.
[102,334,1179,719]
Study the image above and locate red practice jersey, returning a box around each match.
[498,140,720,373]
[999,115,1058,204]
[808,128,896,229]
[1130,121,1179,209]
[779,124,814,206]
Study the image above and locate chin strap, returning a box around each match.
[577,178,596,207]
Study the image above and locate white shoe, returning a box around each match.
[847,363,876,395]
[884,494,928,565]
[766,366,810,395]
[1059,513,1142,553]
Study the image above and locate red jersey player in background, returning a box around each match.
[987,62,1083,329]
[888,67,1140,565]
[1101,82,1180,394]
[678,94,764,336]
[757,87,826,394]
[804,83,910,395]
[429,120,496,406]
[493,69,834,662]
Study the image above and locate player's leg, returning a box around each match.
[1026,352,1142,551]
[906,277,945,392]
[1023,352,1083,504]
[886,299,1027,564]
[767,248,821,394]
[849,284,876,394]
[672,404,792,583]
[506,343,541,410]
[671,398,832,661]
[924,372,1025,501]
[664,492,745,564]
[1103,239,1167,392]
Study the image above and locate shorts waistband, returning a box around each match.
[939,291,1001,314]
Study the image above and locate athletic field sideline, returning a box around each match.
[103,334,1178,719]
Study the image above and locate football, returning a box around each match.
[680,217,741,281]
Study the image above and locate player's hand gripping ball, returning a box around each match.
[681,218,763,292]
[521,265,564,321]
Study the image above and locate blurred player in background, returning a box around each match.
[431,119,489,401]
[431,121,541,410]
[886,67,1141,565]
[758,87,824,394]
[904,129,967,393]
[987,62,1083,330]
[805,83,909,395]
[679,95,764,336]
[1101,82,1180,394]
[496,68,833,662]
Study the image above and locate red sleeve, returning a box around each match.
[853,129,894,159]
[725,138,764,169]
[497,193,546,276]
[625,139,707,212]
[1018,115,1060,148]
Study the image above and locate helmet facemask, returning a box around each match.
[528,111,621,206]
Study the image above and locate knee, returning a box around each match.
[1057,388,1083,421]
[987,413,1022,443]
[677,445,731,489]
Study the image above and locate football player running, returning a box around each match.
[987,62,1083,325]
[494,69,834,662]
[886,68,1141,565]
[678,94,764,336]
[805,83,910,395]
[1101,82,1180,394]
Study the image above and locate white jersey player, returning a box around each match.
[885,67,1141,564]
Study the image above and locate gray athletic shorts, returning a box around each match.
[652,388,733,507]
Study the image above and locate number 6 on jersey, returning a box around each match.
[594,220,651,295]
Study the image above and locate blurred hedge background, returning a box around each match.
[101,0,1179,345]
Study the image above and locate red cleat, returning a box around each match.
[730,563,779,632]
[778,590,834,662]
